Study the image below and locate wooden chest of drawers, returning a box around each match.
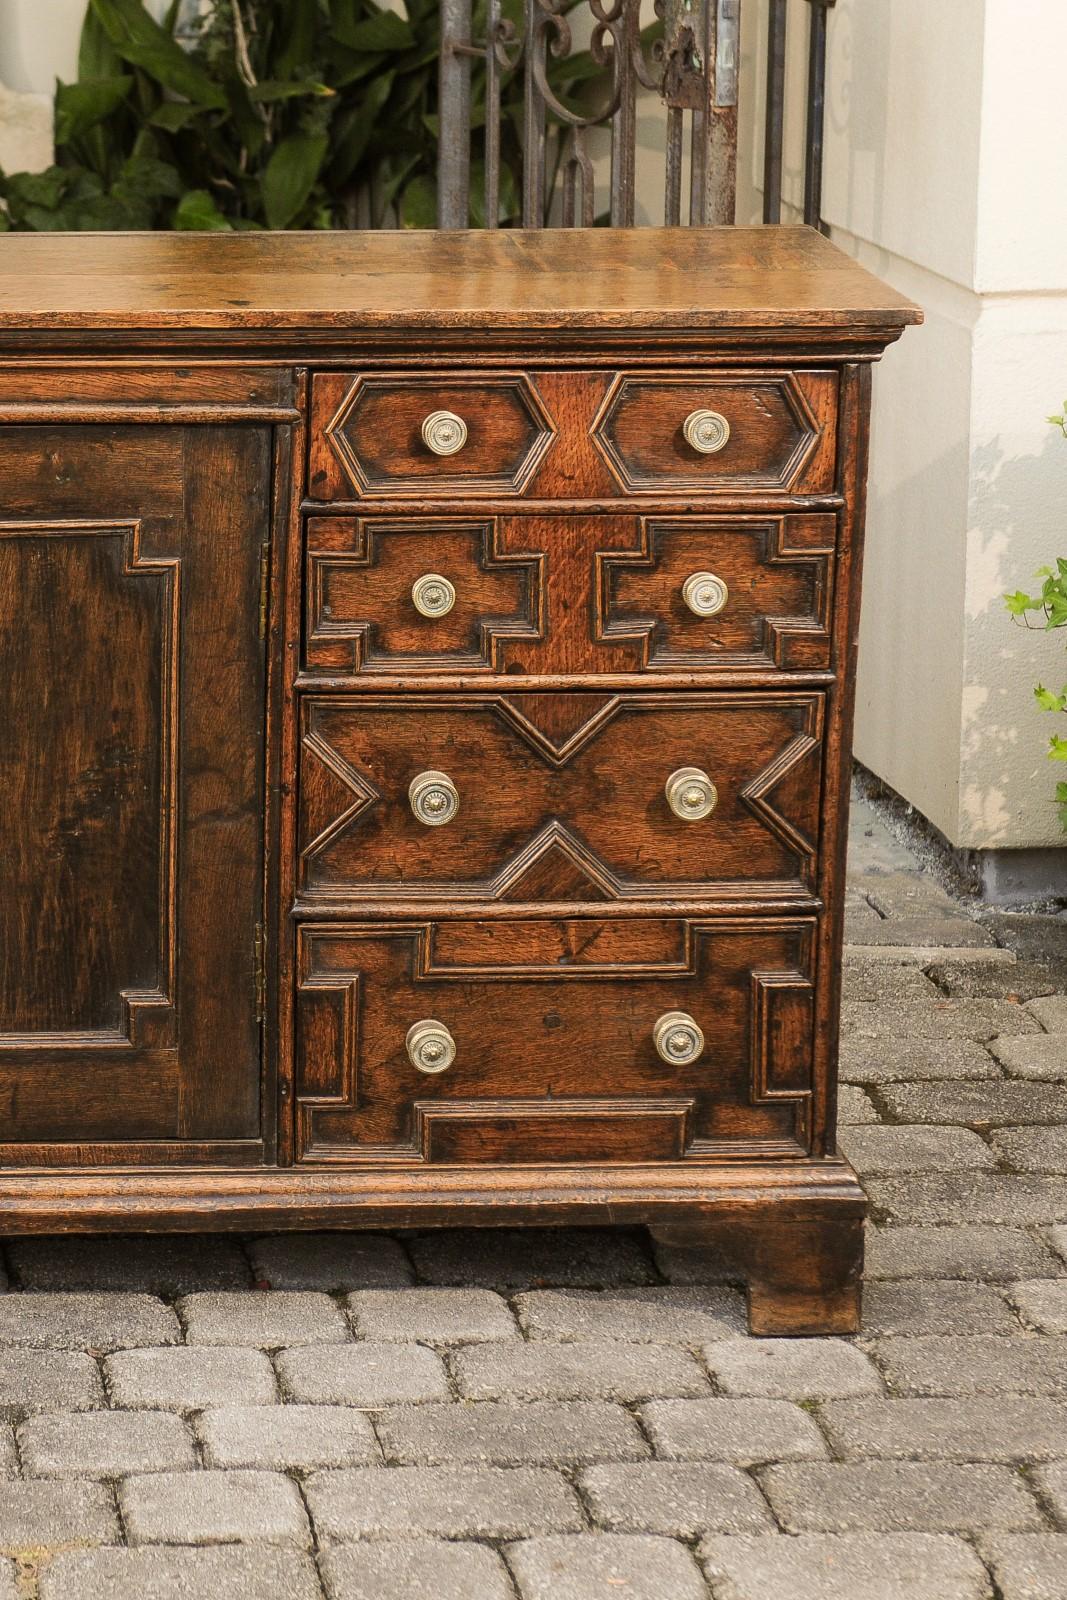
[0,227,919,1333]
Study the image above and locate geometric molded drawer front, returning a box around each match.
[302,512,835,678]
[591,371,837,494]
[293,916,816,1164]
[314,372,556,498]
[297,691,825,905]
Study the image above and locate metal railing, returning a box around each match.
[438,0,836,229]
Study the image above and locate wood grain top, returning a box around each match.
[0,226,921,333]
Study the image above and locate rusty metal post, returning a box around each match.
[692,0,741,226]
[762,0,786,223]
[438,0,473,229]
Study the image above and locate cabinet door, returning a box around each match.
[0,426,269,1155]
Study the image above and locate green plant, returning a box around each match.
[0,0,613,231]
[1005,402,1067,828]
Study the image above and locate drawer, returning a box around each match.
[294,916,817,1164]
[308,369,838,503]
[298,691,824,905]
[303,511,836,679]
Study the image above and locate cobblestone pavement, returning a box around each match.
[1,795,1066,1599]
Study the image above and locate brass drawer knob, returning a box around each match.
[408,769,459,827]
[421,409,468,456]
[665,766,718,821]
[683,408,731,455]
[682,571,729,618]
[406,1018,456,1074]
[411,573,456,618]
[653,1010,705,1065]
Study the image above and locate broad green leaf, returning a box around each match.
[250,78,335,103]
[328,72,394,184]
[4,168,70,211]
[118,153,183,199]
[79,3,123,79]
[334,9,415,51]
[399,170,436,228]
[89,0,227,108]
[54,76,133,146]
[148,101,203,131]
[174,187,234,230]
[262,131,329,228]
[274,0,320,79]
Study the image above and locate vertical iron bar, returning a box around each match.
[438,0,473,228]
[609,0,639,227]
[484,0,501,228]
[694,0,740,226]
[522,0,547,227]
[762,0,786,223]
[664,105,684,226]
[804,0,829,229]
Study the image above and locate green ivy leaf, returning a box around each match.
[173,187,234,230]
[89,0,227,108]
[262,131,329,228]
[1035,685,1066,712]
[1005,590,1040,616]
[1049,734,1067,762]
[54,76,133,146]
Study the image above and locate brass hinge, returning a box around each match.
[258,542,271,640]
[253,922,266,1023]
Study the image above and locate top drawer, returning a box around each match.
[308,369,839,503]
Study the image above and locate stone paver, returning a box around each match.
[990,1034,1067,1080]
[930,960,1061,1001]
[8,1235,250,1293]
[699,1532,991,1600]
[994,1126,1067,1171]
[865,1225,1063,1281]
[514,1285,744,1343]
[1034,1463,1067,1523]
[451,1340,709,1402]
[249,1233,413,1291]
[0,1429,16,1477]
[104,1347,278,1412]
[1028,995,1067,1032]
[820,1397,1067,1461]
[38,1547,322,1600]
[870,1334,1067,1396]
[507,1533,708,1600]
[321,1540,514,1600]
[867,1174,1067,1227]
[1010,1281,1067,1333]
[306,1464,583,1541]
[345,1287,517,1343]
[19,1410,196,1478]
[759,1460,1044,1534]
[640,1399,828,1465]
[197,1405,378,1470]
[841,1038,1000,1083]
[847,916,997,950]
[842,961,942,1002]
[861,1279,1017,1335]
[842,998,1038,1040]
[119,1470,310,1548]
[978,1535,1067,1600]
[180,1291,349,1348]
[376,1400,647,1467]
[0,1562,14,1600]
[701,1338,883,1399]
[0,1481,120,1551]
[838,1085,880,1124]
[1052,1227,1067,1265]
[0,1292,179,1351]
[880,1081,1067,1126]
[840,1124,996,1173]
[277,1341,448,1405]
[408,1227,657,1287]
[579,1462,773,1536]
[0,1349,104,1418]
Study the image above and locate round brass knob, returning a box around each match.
[411,573,456,619]
[653,1010,705,1065]
[682,408,730,455]
[421,410,468,457]
[406,1019,456,1074]
[665,766,718,821]
[408,770,459,827]
[682,571,729,618]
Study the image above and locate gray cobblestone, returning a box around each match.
[841,962,942,1002]
[861,1279,1017,1335]
[119,1469,311,1548]
[0,1292,179,1351]
[197,1405,378,1470]
[759,1461,1044,1534]
[306,1464,583,1541]
[868,1174,1067,1227]
[841,1038,1000,1084]
[0,1428,15,1476]
[19,1410,196,1478]
[0,1481,120,1551]
[408,1227,657,1288]
[978,1535,1067,1600]
[990,1034,1067,1080]
[699,1532,991,1600]
[879,1080,1067,1126]
[249,1233,413,1291]
[579,1462,773,1536]
[993,1127,1067,1172]
[871,1334,1067,1396]
[1027,995,1067,1032]
[819,1397,1067,1461]
[320,1539,513,1600]
[702,1339,882,1400]
[7,1235,251,1294]
[514,1286,744,1343]
[0,1349,104,1419]
[0,1561,14,1600]
[841,1125,996,1174]
[928,960,1059,1001]
[179,1292,349,1348]
[507,1533,707,1600]
[1033,1462,1067,1523]
[838,1086,880,1124]
[865,1225,1063,1281]
[863,874,963,918]
[38,1547,323,1600]
[104,1347,278,1412]
[1010,1281,1067,1333]
[376,1400,647,1467]
[346,1287,517,1343]
[451,1340,709,1402]
[640,1399,828,1465]
[843,998,1037,1040]
[845,916,996,950]
[276,1342,448,1406]
[1052,1227,1067,1265]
